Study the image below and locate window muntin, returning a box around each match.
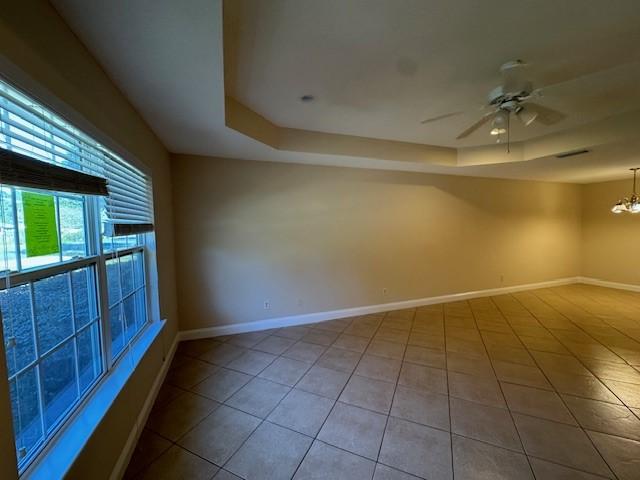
[0,78,154,471]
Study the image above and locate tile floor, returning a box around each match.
[125,284,640,479]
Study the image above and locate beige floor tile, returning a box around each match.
[178,405,261,465]
[493,360,552,390]
[450,397,522,451]
[585,361,640,384]
[379,417,452,480]
[199,343,247,366]
[282,341,327,363]
[563,395,640,440]
[178,338,221,358]
[191,367,252,402]
[154,383,186,409]
[373,463,422,479]
[487,346,536,367]
[355,354,402,383]
[227,332,269,349]
[332,333,370,352]
[313,318,349,333]
[366,340,406,360]
[296,365,350,399]
[532,351,592,376]
[226,422,312,480]
[390,385,450,430]
[339,375,395,414]
[519,335,569,354]
[404,345,446,369]
[452,435,533,480]
[317,402,387,460]
[268,389,334,436]
[513,413,613,477]
[124,429,172,479]
[213,470,243,480]
[293,440,376,480]
[446,352,495,378]
[302,330,339,346]
[316,346,362,373]
[138,445,218,480]
[226,350,277,375]
[601,378,640,408]
[146,391,218,441]
[226,377,290,418]
[398,362,447,394]
[272,325,311,340]
[448,370,506,408]
[502,382,577,425]
[529,457,613,480]
[258,356,311,386]
[252,335,296,355]
[546,371,622,404]
[408,333,445,351]
[166,358,218,389]
[375,328,409,344]
[588,430,640,480]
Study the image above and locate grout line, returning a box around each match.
[503,291,620,480]
[466,298,538,480]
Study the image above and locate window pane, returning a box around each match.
[1,284,35,376]
[40,340,78,431]
[120,254,134,297]
[110,304,125,359]
[76,323,101,393]
[123,294,136,342]
[34,273,73,353]
[106,258,121,306]
[59,196,86,260]
[10,368,43,462]
[135,289,147,331]
[133,251,144,288]
[71,268,97,330]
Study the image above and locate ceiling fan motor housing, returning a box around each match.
[488,82,533,110]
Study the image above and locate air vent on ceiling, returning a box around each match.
[555,149,590,158]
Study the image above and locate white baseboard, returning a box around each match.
[110,334,179,480]
[180,277,581,340]
[578,276,640,293]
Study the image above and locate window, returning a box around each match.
[0,78,155,471]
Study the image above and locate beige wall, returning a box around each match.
[172,154,582,331]
[0,1,178,478]
[581,179,640,285]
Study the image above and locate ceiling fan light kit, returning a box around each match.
[612,168,640,214]
[422,60,566,149]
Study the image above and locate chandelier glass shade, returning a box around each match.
[612,168,640,214]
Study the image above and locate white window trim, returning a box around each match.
[21,319,166,480]
[0,63,164,477]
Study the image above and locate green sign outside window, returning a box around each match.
[22,192,60,257]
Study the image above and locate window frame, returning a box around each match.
[1,178,153,472]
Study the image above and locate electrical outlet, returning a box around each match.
[297,299,303,307]
[500,275,504,284]
[264,301,271,310]
[382,288,388,296]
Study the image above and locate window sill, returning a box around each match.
[22,320,166,480]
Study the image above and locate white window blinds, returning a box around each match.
[0,79,153,234]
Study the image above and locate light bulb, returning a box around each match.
[490,127,507,135]
[611,201,627,214]
[631,201,640,213]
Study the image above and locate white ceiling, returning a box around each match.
[51,0,640,183]
[225,0,640,147]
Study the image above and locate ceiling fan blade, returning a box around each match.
[523,102,566,126]
[456,111,496,139]
[420,111,464,124]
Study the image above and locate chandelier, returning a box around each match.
[612,168,640,214]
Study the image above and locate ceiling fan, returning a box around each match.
[421,60,566,143]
